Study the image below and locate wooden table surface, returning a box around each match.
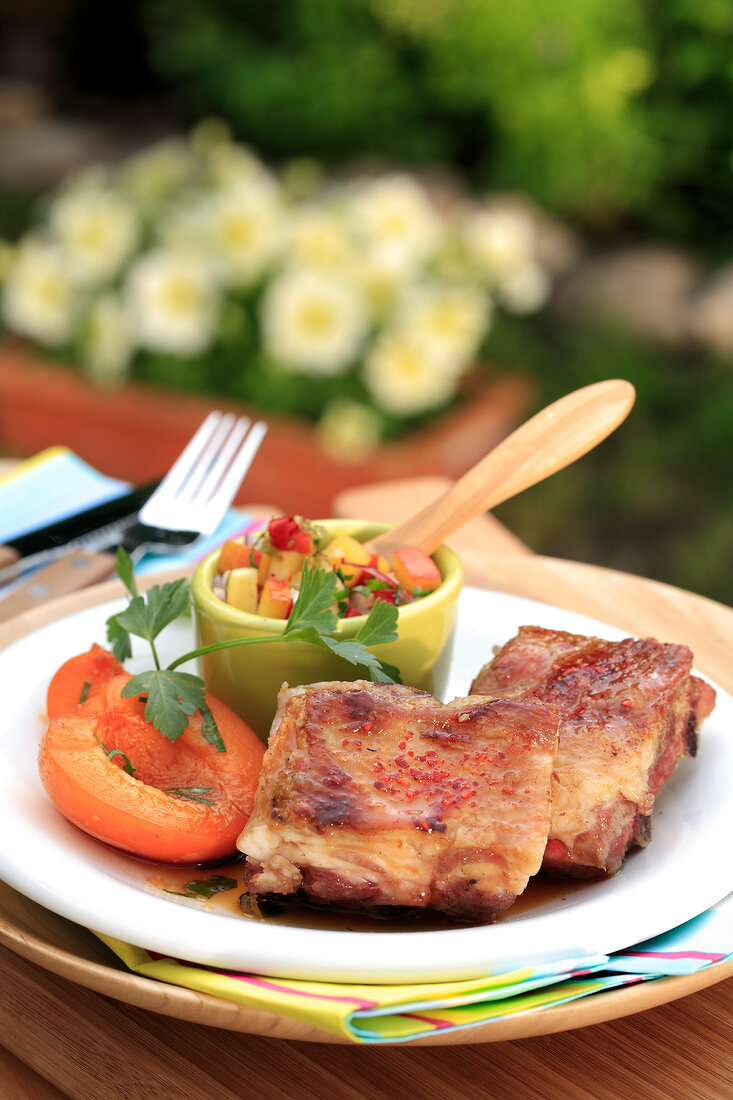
[1,476,732,1099]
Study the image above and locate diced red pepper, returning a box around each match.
[293,530,314,555]
[267,516,301,550]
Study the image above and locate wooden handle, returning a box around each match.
[0,551,117,624]
[0,546,20,570]
[365,379,635,558]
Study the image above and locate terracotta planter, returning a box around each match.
[0,345,533,516]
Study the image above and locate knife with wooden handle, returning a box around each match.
[0,550,118,624]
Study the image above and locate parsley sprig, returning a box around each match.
[105,549,401,750]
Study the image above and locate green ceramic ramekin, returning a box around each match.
[191,519,463,741]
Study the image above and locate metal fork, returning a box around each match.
[117,411,268,561]
[0,412,267,621]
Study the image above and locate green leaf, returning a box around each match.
[115,548,138,598]
[107,748,137,775]
[365,657,403,684]
[198,696,225,752]
[283,561,338,635]
[319,633,402,684]
[285,625,402,684]
[144,579,191,637]
[93,734,136,775]
[164,786,214,805]
[353,598,399,647]
[183,876,238,899]
[106,612,133,662]
[115,580,190,645]
[122,669,208,742]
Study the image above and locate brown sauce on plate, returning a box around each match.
[144,857,599,932]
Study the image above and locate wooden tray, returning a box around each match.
[1,556,731,1046]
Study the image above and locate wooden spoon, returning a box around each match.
[364,379,635,559]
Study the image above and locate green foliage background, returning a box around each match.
[145,0,733,248]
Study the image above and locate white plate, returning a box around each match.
[0,587,730,984]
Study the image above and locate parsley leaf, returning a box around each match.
[114,581,190,650]
[106,547,404,748]
[94,734,136,775]
[106,613,133,663]
[114,546,137,598]
[164,787,214,805]
[183,876,238,898]
[352,598,399,647]
[121,669,206,742]
[283,561,338,634]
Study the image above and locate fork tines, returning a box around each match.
[138,411,268,535]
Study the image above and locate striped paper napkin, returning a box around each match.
[96,894,733,1043]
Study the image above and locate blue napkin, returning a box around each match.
[0,448,258,576]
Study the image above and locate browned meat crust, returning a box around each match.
[238,680,559,921]
[470,627,716,876]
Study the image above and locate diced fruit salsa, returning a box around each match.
[213,515,442,621]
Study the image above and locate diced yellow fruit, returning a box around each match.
[375,554,391,575]
[257,552,273,586]
[268,549,306,582]
[322,534,371,588]
[226,567,259,614]
[257,577,292,619]
[392,547,441,593]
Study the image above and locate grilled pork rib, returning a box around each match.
[238,680,559,921]
[471,627,716,876]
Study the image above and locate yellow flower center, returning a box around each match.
[74,216,109,252]
[380,209,409,237]
[159,276,200,315]
[222,213,255,248]
[393,345,423,379]
[294,299,335,337]
[36,274,66,309]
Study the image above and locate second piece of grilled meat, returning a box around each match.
[471,626,716,876]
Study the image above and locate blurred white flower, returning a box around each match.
[0,240,15,282]
[350,174,442,273]
[355,247,415,319]
[2,238,75,345]
[463,208,535,281]
[200,179,285,287]
[396,283,490,371]
[317,397,382,461]
[124,250,218,356]
[363,330,458,416]
[205,140,275,192]
[496,261,552,314]
[261,268,367,375]
[82,294,133,385]
[122,140,193,208]
[287,206,353,269]
[49,185,138,285]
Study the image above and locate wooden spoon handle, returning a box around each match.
[365,379,635,558]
